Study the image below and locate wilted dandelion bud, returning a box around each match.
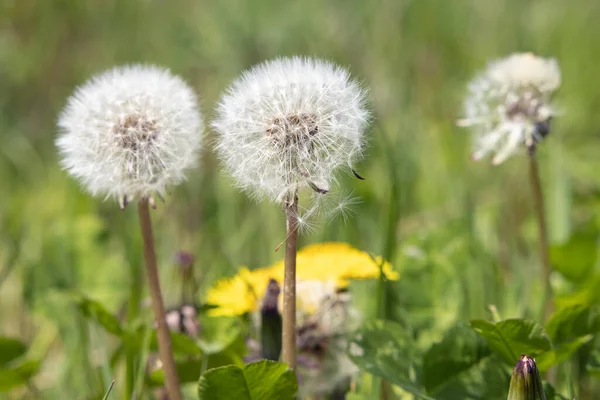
[57,65,203,207]
[458,53,561,164]
[212,57,369,205]
[507,355,546,400]
[260,279,283,361]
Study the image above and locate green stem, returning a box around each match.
[281,192,298,369]
[123,215,143,400]
[528,153,553,321]
[137,199,182,400]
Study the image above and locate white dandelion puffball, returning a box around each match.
[212,57,369,203]
[57,65,203,206]
[458,53,561,165]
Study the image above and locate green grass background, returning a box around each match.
[1,0,600,398]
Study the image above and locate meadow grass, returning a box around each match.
[1,0,600,398]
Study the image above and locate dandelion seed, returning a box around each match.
[57,65,203,205]
[320,191,362,224]
[458,53,561,164]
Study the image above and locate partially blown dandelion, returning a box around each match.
[57,65,203,400]
[459,53,562,321]
[213,57,369,368]
[57,65,203,208]
[458,53,561,164]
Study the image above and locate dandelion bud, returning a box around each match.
[458,53,561,164]
[212,57,369,206]
[507,355,546,400]
[57,65,203,205]
[260,279,283,361]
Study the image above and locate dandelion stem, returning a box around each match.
[281,192,299,369]
[137,199,182,400]
[528,152,553,321]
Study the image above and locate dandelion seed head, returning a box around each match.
[57,65,203,203]
[458,53,561,164]
[212,56,369,204]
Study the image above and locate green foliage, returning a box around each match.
[550,229,598,282]
[76,296,124,336]
[422,324,491,393]
[0,360,41,392]
[0,337,27,366]
[470,319,552,365]
[0,338,41,393]
[2,0,600,398]
[348,320,432,398]
[197,360,298,400]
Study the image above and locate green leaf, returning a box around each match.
[542,382,570,400]
[150,330,203,356]
[148,349,243,387]
[0,337,27,366]
[347,320,433,399]
[0,360,41,392]
[198,365,250,400]
[470,319,552,365]
[123,325,203,356]
[197,360,298,400]
[536,334,593,371]
[432,356,510,400]
[77,296,123,336]
[550,230,598,282]
[422,324,491,393]
[545,304,600,343]
[148,358,204,386]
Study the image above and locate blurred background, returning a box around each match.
[1,0,600,398]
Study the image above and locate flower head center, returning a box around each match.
[266,114,318,147]
[505,88,546,123]
[113,114,159,150]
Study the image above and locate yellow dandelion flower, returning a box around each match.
[205,242,399,316]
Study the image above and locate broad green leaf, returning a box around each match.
[432,356,510,400]
[242,360,297,399]
[470,319,552,365]
[545,304,600,343]
[197,360,298,400]
[198,366,250,400]
[77,296,123,336]
[348,320,433,399]
[422,324,491,393]
[0,360,41,392]
[550,230,598,282]
[0,337,27,366]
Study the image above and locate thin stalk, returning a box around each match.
[102,380,116,400]
[528,152,553,321]
[281,192,298,369]
[137,199,182,400]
